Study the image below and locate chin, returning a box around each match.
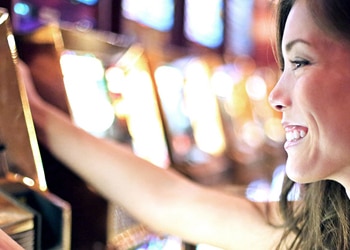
[285,162,313,184]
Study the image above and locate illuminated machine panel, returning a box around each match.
[0,8,71,249]
[13,20,183,248]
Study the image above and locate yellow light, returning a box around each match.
[183,60,225,155]
[123,68,169,167]
[106,66,126,94]
[264,117,285,143]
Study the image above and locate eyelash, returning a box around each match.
[290,59,310,70]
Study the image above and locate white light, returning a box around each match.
[23,176,35,187]
[124,68,169,168]
[7,34,17,56]
[60,53,115,137]
[106,66,126,94]
[245,75,267,101]
[211,71,233,98]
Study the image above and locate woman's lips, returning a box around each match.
[282,125,308,151]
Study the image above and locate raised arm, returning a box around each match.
[19,61,285,249]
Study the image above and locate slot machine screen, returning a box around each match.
[122,0,174,32]
[58,26,170,168]
[184,0,224,48]
[225,0,255,56]
[57,27,182,248]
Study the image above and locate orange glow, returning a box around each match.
[156,60,226,156]
[114,66,169,168]
[185,60,226,155]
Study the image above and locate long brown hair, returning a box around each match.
[274,0,350,249]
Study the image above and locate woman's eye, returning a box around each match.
[290,59,310,70]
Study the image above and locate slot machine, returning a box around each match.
[0,8,71,250]
[12,16,186,250]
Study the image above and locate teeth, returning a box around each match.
[286,129,306,142]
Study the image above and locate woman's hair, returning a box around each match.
[275,0,350,249]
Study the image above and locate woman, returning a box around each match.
[270,0,350,248]
[16,0,350,248]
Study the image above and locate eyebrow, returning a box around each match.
[285,39,311,52]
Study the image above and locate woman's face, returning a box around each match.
[269,0,350,186]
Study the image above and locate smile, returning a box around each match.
[285,126,307,142]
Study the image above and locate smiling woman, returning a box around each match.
[271,0,350,184]
[12,0,350,249]
[269,0,350,248]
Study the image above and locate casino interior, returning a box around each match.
[0,1,287,249]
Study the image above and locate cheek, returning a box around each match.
[294,76,324,112]
[297,71,350,113]
[300,74,350,149]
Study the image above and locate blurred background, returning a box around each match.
[0,0,287,249]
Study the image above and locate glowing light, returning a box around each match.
[246,179,271,202]
[184,60,225,155]
[0,12,8,25]
[154,66,183,94]
[75,0,99,6]
[22,176,35,187]
[184,0,224,48]
[122,0,174,31]
[270,164,301,201]
[264,117,285,143]
[211,70,234,98]
[7,34,17,57]
[245,75,267,101]
[156,61,226,156]
[106,66,126,94]
[60,52,115,137]
[226,0,254,55]
[155,65,190,134]
[197,244,223,250]
[136,235,183,249]
[13,2,30,16]
[123,68,169,167]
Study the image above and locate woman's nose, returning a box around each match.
[268,77,291,112]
